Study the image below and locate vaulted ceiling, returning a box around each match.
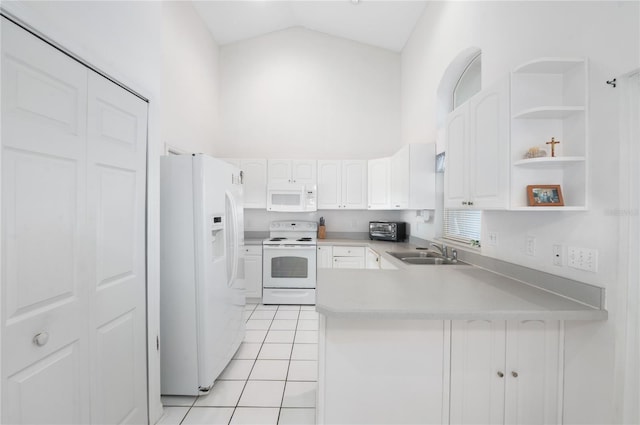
[192,1,429,52]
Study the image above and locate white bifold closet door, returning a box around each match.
[1,18,148,424]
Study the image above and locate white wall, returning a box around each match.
[162,2,221,155]
[217,27,401,160]
[245,209,404,235]
[400,2,640,423]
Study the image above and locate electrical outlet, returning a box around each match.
[567,246,599,272]
[487,232,498,246]
[584,248,599,272]
[526,236,536,256]
[552,244,563,266]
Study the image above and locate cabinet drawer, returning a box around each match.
[244,245,263,256]
[332,246,365,257]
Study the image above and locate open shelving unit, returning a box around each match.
[509,57,588,210]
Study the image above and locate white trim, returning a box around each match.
[614,69,640,425]
[0,9,148,103]
[164,143,189,156]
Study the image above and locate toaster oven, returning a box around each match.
[369,221,406,242]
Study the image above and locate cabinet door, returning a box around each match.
[317,161,341,209]
[390,145,410,209]
[243,254,262,299]
[240,159,267,209]
[292,160,317,185]
[342,160,367,209]
[444,104,469,209]
[333,257,365,269]
[267,159,292,184]
[317,246,333,269]
[468,78,510,209]
[504,320,562,425]
[365,248,380,269]
[367,158,391,209]
[450,320,506,425]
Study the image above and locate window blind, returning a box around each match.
[443,209,482,244]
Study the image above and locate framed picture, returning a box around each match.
[527,185,564,206]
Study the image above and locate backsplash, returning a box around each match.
[244,209,405,233]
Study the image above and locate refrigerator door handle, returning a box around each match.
[225,190,240,287]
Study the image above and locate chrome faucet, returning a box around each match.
[430,243,447,257]
[430,243,458,263]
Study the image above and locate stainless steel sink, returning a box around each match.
[386,251,460,265]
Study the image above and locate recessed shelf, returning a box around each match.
[512,106,585,119]
[512,57,585,74]
[509,57,588,212]
[513,157,586,167]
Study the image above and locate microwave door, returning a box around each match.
[267,187,304,212]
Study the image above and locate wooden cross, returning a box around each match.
[546,137,560,157]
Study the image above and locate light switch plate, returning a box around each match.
[526,236,536,256]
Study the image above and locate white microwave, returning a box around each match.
[267,184,317,212]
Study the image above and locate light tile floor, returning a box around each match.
[159,304,319,425]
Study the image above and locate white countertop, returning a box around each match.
[315,238,607,321]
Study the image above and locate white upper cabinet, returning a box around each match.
[444,104,469,208]
[240,159,267,208]
[509,58,588,210]
[390,146,410,209]
[445,77,510,210]
[268,159,317,185]
[342,160,368,209]
[318,160,367,210]
[367,157,391,209]
[368,143,436,210]
[391,144,436,210]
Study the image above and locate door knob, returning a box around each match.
[511,371,518,378]
[33,332,50,347]
[497,371,504,378]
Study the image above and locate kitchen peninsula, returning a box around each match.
[315,242,606,424]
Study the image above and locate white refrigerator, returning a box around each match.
[160,154,246,395]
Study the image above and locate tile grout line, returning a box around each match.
[179,302,259,424]
[277,305,301,424]
[228,303,269,424]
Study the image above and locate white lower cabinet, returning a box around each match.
[332,246,365,269]
[365,247,380,269]
[450,320,563,425]
[317,246,333,269]
[318,314,565,425]
[318,317,447,425]
[243,246,262,300]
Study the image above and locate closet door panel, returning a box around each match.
[87,71,148,424]
[1,17,90,424]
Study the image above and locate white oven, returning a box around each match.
[262,221,318,305]
[263,245,316,288]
